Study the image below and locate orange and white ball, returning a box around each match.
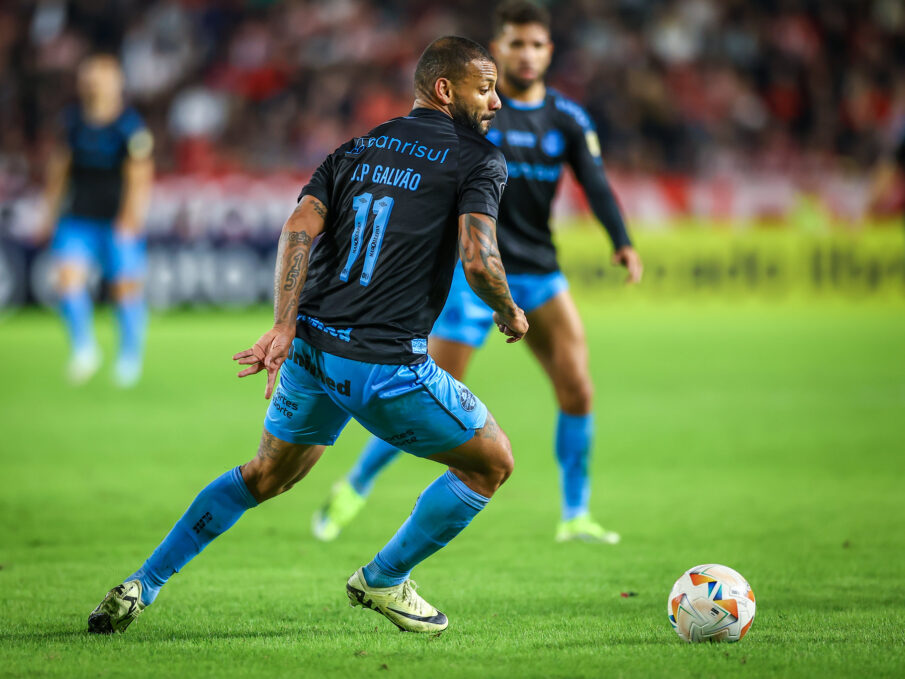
[667,564,756,642]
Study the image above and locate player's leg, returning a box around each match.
[523,287,618,544]
[342,355,510,632]
[88,433,324,633]
[125,433,325,606]
[88,340,350,633]
[429,337,477,382]
[107,231,148,387]
[312,338,478,542]
[347,413,512,632]
[312,265,492,541]
[52,217,100,383]
[357,412,511,584]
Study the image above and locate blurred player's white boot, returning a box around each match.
[87,580,145,634]
[113,354,142,388]
[66,345,101,385]
[346,568,448,633]
[555,514,621,544]
[312,480,366,542]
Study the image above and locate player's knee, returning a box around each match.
[496,443,514,486]
[557,377,593,415]
[56,266,87,294]
[485,435,514,490]
[112,279,143,302]
[240,458,290,503]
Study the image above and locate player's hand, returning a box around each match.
[232,324,295,399]
[612,246,643,284]
[493,308,528,343]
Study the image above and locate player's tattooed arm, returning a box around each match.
[458,212,528,342]
[273,196,327,327]
[233,195,328,399]
[458,213,511,311]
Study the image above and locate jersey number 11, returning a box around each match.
[340,193,395,287]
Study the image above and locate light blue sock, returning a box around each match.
[115,296,147,362]
[59,289,94,353]
[348,437,401,496]
[363,470,489,587]
[127,467,258,606]
[556,412,594,521]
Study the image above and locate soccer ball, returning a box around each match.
[667,564,756,643]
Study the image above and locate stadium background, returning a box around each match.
[1,2,904,678]
[1,0,904,307]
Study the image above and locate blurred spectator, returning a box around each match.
[1,0,905,195]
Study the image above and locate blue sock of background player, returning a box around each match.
[362,470,489,587]
[347,437,401,496]
[59,287,95,355]
[115,294,147,364]
[555,412,594,520]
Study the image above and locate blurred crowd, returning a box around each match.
[2,0,905,193]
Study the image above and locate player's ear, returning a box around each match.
[434,77,454,105]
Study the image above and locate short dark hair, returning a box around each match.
[492,0,551,37]
[414,36,494,98]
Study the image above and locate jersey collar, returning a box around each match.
[407,108,453,120]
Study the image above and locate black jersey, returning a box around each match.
[61,104,153,221]
[297,108,507,365]
[895,129,905,171]
[486,90,631,274]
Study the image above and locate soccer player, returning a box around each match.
[866,125,905,222]
[88,36,527,635]
[39,54,153,387]
[313,0,643,544]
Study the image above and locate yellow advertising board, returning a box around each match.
[555,221,905,299]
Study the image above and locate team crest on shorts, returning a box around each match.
[457,385,477,412]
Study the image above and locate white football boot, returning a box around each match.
[555,514,621,544]
[113,354,142,388]
[346,568,448,633]
[66,345,101,385]
[87,580,145,634]
[311,480,366,542]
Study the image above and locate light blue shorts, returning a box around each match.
[431,264,569,347]
[52,215,146,280]
[264,338,488,456]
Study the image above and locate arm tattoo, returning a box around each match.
[282,232,312,291]
[287,232,313,245]
[282,252,304,291]
[273,218,314,325]
[311,200,327,219]
[458,214,517,317]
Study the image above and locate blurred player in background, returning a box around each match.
[313,0,642,544]
[88,37,526,635]
[867,124,905,223]
[39,54,153,387]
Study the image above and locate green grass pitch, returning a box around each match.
[1,297,904,678]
